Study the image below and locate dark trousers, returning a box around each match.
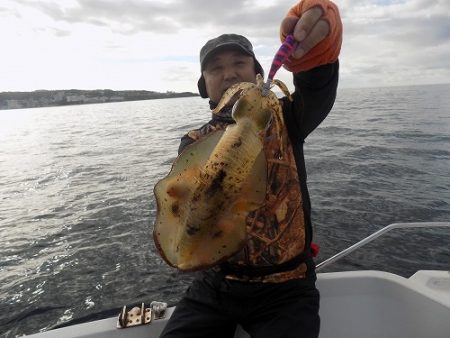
[160,271,320,338]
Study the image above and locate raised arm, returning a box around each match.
[280,0,342,139]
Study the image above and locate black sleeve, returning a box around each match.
[282,60,339,140]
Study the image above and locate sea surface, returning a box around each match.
[1,84,449,337]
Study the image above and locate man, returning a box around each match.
[159,0,342,337]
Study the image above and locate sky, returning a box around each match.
[1,0,449,93]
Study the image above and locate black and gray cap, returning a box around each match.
[197,34,264,99]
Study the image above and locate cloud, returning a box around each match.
[16,0,450,51]
[14,0,293,36]
[13,0,174,34]
[389,16,450,48]
[1,0,450,91]
[338,0,450,87]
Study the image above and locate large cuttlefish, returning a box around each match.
[153,74,292,271]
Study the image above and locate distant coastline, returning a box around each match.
[0,89,199,110]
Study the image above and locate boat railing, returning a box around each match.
[316,222,450,272]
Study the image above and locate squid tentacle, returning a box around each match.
[271,80,293,102]
[213,82,255,114]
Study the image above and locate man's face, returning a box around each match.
[202,49,257,104]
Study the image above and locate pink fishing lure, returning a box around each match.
[262,34,298,95]
[268,34,298,81]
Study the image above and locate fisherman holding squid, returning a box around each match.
[154,0,342,337]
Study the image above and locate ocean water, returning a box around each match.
[1,84,449,337]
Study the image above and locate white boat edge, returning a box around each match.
[23,222,450,338]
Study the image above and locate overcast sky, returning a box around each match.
[1,0,449,93]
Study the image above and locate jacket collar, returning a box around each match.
[209,100,235,123]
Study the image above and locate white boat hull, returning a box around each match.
[25,270,450,338]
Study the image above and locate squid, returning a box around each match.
[153,74,292,271]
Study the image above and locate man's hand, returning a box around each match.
[281,6,330,60]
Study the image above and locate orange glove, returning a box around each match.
[281,0,343,72]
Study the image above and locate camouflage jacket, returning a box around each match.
[179,61,339,283]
